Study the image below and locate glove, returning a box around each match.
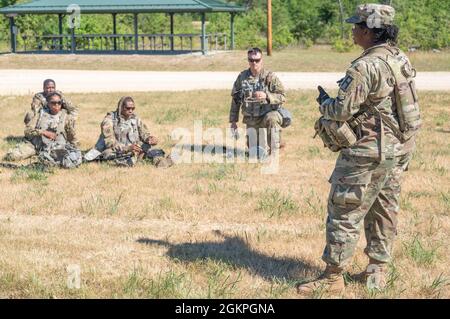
[316,86,330,105]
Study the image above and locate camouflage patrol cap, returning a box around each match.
[346,3,395,29]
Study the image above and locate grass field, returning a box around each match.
[0,90,449,298]
[0,46,449,72]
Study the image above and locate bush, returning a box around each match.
[332,38,354,52]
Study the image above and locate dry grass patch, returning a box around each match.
[0,90,449,298]
[0,46,449,72]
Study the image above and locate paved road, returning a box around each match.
[1,70,449,95]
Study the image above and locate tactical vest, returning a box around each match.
[35,108,67,146]
[241,71,274,118]
[110,112,140,146]
[354,47,421,142]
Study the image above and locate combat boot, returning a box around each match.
[351,258,388,290]
[296,265,345,296]
[365,258,388,290]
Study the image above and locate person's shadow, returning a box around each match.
[137,230,320,282]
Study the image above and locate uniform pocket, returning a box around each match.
[331,184,366,207]
[329,169,372,208]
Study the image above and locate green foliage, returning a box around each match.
[257,188,299,218]
[403,235,440,266]
[0,0,448,50]
[10,164,52,183]
[332,38,355,52]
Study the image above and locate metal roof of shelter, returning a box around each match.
[0,0,246,15]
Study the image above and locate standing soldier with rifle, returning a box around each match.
[298,3,421,295]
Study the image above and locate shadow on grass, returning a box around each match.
[137,230,320,282]
[4,135,25,144]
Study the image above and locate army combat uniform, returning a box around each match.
[4,91,78,161]
[319,43,408,268]
[25,90,78,125]
[297,3,421,295]
[84,99,170,167]
[5,107,81,168]
[230,69,286,153]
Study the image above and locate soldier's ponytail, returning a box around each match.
[374,25,399,46]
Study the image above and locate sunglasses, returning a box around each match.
[248,58,261,63]
[49,101,62,105]
[124,106,135,111]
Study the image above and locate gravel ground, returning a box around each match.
[1,70,449,95]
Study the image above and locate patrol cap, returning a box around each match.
[346,3,395,29]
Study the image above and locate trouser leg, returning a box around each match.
[322,154,395,268]
[364,152,413,263]
[264,111,282,153]
[4,141,37,161]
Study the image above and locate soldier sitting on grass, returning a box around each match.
[84,96,173,168]
[27,78,78,123]
[4,92,82,169]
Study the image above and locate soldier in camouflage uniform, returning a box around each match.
[5,92,81,168]
[27,79,78,123]
[229,47,286,157]
[4,79,78,161]
[84,96,172,168]
[297,4,420,295]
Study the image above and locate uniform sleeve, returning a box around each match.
[229,74,242,123]
[65,115,79,146]
[25,93,45,126]
[265,73,286,106]
[30,93,45,114]
[138,118,151,143]
[101,115,124,152]
[24,110,43,139]
[319,61,372,121]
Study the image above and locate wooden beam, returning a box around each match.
[267,0,272,56]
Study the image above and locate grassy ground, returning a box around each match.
[0,90,449,298]
[0,46,449,72]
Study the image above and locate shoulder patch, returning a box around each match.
[339,75,354,92]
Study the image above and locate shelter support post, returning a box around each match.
[230,13,235,50]
[9,16,16,53]
[70,27,75,53]
[58,14,63,50]
[134,13,138,51]
[112,13,117,51]
[170,13,174,51]
[201,13,206,55]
